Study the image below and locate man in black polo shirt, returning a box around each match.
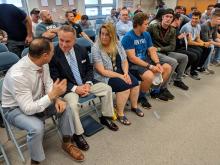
[64,10,93,43]
[0,4,33,57]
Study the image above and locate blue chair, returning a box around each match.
[76,37,92,52]
[21,47,29,58]
[83,29,96,42]
[83,29,96,37]
[0,43,8,53]
[95,19,104,25]
[0,52,19,72]
[78,94,104,137]
[76,38,92,47]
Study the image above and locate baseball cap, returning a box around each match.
[30,8,40,15]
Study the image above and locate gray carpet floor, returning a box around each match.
[1,66,220,165]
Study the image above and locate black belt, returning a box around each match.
[2,106,19,114]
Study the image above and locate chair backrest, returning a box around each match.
[76,37,92,48]
[0,43,8,53]
[83,29,96,38]
[95,19,104,25]
[21,47,29,58]
[0,52,19,72]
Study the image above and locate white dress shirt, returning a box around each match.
[2,55,53,115]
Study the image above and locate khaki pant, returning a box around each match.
[64,82,114,135]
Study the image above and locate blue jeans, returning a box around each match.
[3,104,75,161]
[212,47,220,63]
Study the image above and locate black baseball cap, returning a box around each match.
[30,8,40,15]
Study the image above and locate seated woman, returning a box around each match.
[91,22,143,125]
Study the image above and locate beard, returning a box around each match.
[45,19,53,24]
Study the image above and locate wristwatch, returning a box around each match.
[149,65,154,70]
[147,64,153,70]
[157,47,161,52]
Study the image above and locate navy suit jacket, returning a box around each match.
[49,44,94,94]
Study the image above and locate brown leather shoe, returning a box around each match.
[62,142,85,162]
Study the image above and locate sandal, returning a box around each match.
[131,108,144,117]
[117,115,131,125]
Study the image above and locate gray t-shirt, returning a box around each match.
[116,20,133,41]
[200,21,218,42]
[180,22,201,41]
[35,22,60,42]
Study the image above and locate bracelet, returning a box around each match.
[146,64,150,69]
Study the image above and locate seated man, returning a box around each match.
[49,25,119,151]
[105,8,118,25]
[1,38,84,164]
[180,11,211,77]
[30,8,40,37]
[116,8,133,40]
[148,8,189,90]
[121,13,172,108]
[172,13,201,80]
[35,10,60,42]
[200,8,220,73]
[78,15,92,30]
[64,10,93,43]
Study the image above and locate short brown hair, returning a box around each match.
[192,11,201,18]
[65,10,73,17]
[133,12,149,28]
[59,25,76,37]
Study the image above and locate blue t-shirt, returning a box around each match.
[121,30,153,63]
[0,4,27,41]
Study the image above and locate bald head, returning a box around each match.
[29,38,52,59]
[40,10,53,23]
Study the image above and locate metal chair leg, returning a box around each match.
[5,120,25,163]
[91,100,101,117]
[0,144,10,165]
[51,116,62,141]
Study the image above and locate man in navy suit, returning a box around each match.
[49,25,118,151]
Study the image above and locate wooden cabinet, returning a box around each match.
[177,0,217,14]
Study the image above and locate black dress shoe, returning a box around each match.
[99,116,119,131]
[72,134,89,151]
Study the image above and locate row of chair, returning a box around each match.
[0,48,103,164]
